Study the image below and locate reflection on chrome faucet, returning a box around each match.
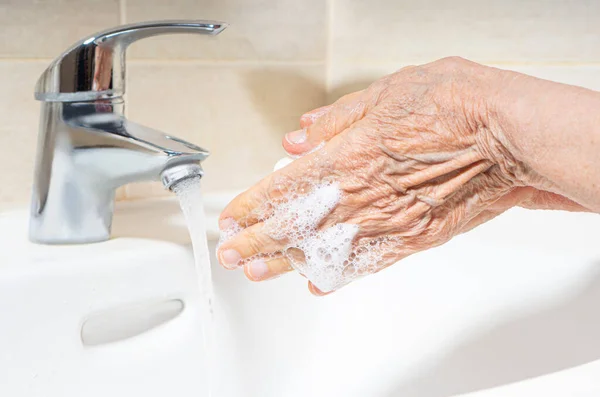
[30,20,227,244]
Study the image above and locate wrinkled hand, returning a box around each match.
[217,57,588,295]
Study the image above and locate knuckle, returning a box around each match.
[436,56,476,72]
[272,257,292,272]
[240,197,254,216]
[309,112,335,136]
[399,64,417,72]
[366,75,390,95]
[441,56,466,65]
[245,229,265,254]
[336,92,356,104]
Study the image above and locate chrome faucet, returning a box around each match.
[30,20,227,244]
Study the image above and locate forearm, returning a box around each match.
[497,71,600,211]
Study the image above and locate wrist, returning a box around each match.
[484,69,600,210]
[474,68,538,189]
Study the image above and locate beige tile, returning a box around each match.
[0,61,48,205]
[0,0,120,59]
[115,186,127,201]
[328,63,404,102]
[125,0,326,61]
[125,62,326,199]
[332,0,600,63]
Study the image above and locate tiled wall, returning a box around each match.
[0,0,327,205]
[1,0,599,206]
[328,0,600,99]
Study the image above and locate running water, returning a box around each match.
[172,176,216,397]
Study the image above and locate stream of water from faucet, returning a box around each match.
[172,177,216,397]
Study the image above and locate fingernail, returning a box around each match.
[246,259,269,281]
[219,217,235,231]
[219,249,241,269]
[285,128,307,144]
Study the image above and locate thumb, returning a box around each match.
[283,90,369,156]
[299,104,334,129]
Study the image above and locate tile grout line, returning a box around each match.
[119,0,127,25]
[325,0,334,100]
[0,59,53,63]
[318,60,600,68]
[0,57,599,68]
[1,57,600,70]
[126,59,327,66]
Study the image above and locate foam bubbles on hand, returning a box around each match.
[218,182,390,292]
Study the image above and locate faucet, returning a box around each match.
[30,20,227,244]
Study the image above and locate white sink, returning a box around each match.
[0,195,599,397]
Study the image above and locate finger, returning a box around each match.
[244,256,294,282]
[218,186,270,230]
[459,187,530,235]
[457,188,528,234]
[219,153,321,229]
[299,104,334,128]
[217,222,288,269]
[522,189,590,212]
[308,281,333,296]
[283,90,369,156]
[460,209,506,234]
[298,89,365,129]
[218,172,290,229]
[301,90,364,127]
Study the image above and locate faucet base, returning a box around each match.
[29,184,115,245]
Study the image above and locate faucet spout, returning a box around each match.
[67,103,208,188]
[30,20,224,244]
[29,101,209,245]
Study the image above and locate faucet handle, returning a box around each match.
[34,20,227,102]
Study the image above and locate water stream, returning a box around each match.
[172,177,216,397]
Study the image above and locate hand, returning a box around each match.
[217,57,589,295]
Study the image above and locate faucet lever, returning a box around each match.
[35,20,227,102]
[30,20,224,244]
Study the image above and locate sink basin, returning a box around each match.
[0,194,599,397]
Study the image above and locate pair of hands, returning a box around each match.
[217,57,591,295]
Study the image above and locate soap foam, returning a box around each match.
[218,182,393,292]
